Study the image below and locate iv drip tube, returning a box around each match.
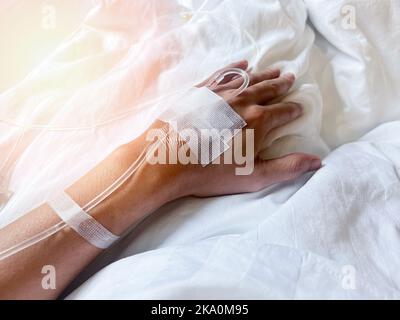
[0,68,249,261]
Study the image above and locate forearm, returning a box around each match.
[0,63,321,300]
[0,141,175,299]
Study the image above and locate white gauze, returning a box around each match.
[159,86,247,166]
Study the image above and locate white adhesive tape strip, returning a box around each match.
[48,192,119,249]
[160,86,247,165]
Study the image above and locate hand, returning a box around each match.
[136,61,322,199]
[0,62,322,299]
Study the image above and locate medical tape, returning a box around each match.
[47,191,119,249]
[0,68,250,261]
[159,81,247,165]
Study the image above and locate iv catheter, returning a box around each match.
[0,67,249,261]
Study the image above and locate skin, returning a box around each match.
[0,61,321,299]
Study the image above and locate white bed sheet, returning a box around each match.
[66,0,400,299]
[67,120,400,299]
[0,0,399,299]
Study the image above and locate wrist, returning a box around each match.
[93,143,184,233]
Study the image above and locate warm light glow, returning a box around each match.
[0,0,93,92]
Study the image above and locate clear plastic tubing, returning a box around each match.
[0,68,249,261]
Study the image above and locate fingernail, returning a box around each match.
[309,159,322,171]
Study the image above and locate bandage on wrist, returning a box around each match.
[47,191,119,249]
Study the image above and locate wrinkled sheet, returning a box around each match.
[67,121,400,299]
[0,0,399,299]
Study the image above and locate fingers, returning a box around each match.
[247,73,295,104]
[225,60,249,71]
[215,60,250,85]
[243,102,302,139]
[196,60,249,87]
[197,61,281,91]
[255,153,322,187]
[218,68,280,91]
[248,69,281,86]
[263,102,303,131]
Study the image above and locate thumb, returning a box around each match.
[257,153,322,185]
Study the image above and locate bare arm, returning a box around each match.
[0,62,321,299]
[0,138,177,299]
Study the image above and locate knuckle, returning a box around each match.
[241,88,254,98]
[227,94,251,109]
[268,82,281,96]
[212,86,224,95]
[244,105,264,122]
[250,74,261,85]
[264,69,274,77]
[264,109,276,126]
[287,158,307,175]
[268,103,301,125]
[266,68,280,78]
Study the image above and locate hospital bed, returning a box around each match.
[0,0,399,299]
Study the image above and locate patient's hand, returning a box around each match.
[137,61,322,199]
[0,62,322,299]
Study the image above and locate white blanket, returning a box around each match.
[0,0,399,299]
[67,121,400,299]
